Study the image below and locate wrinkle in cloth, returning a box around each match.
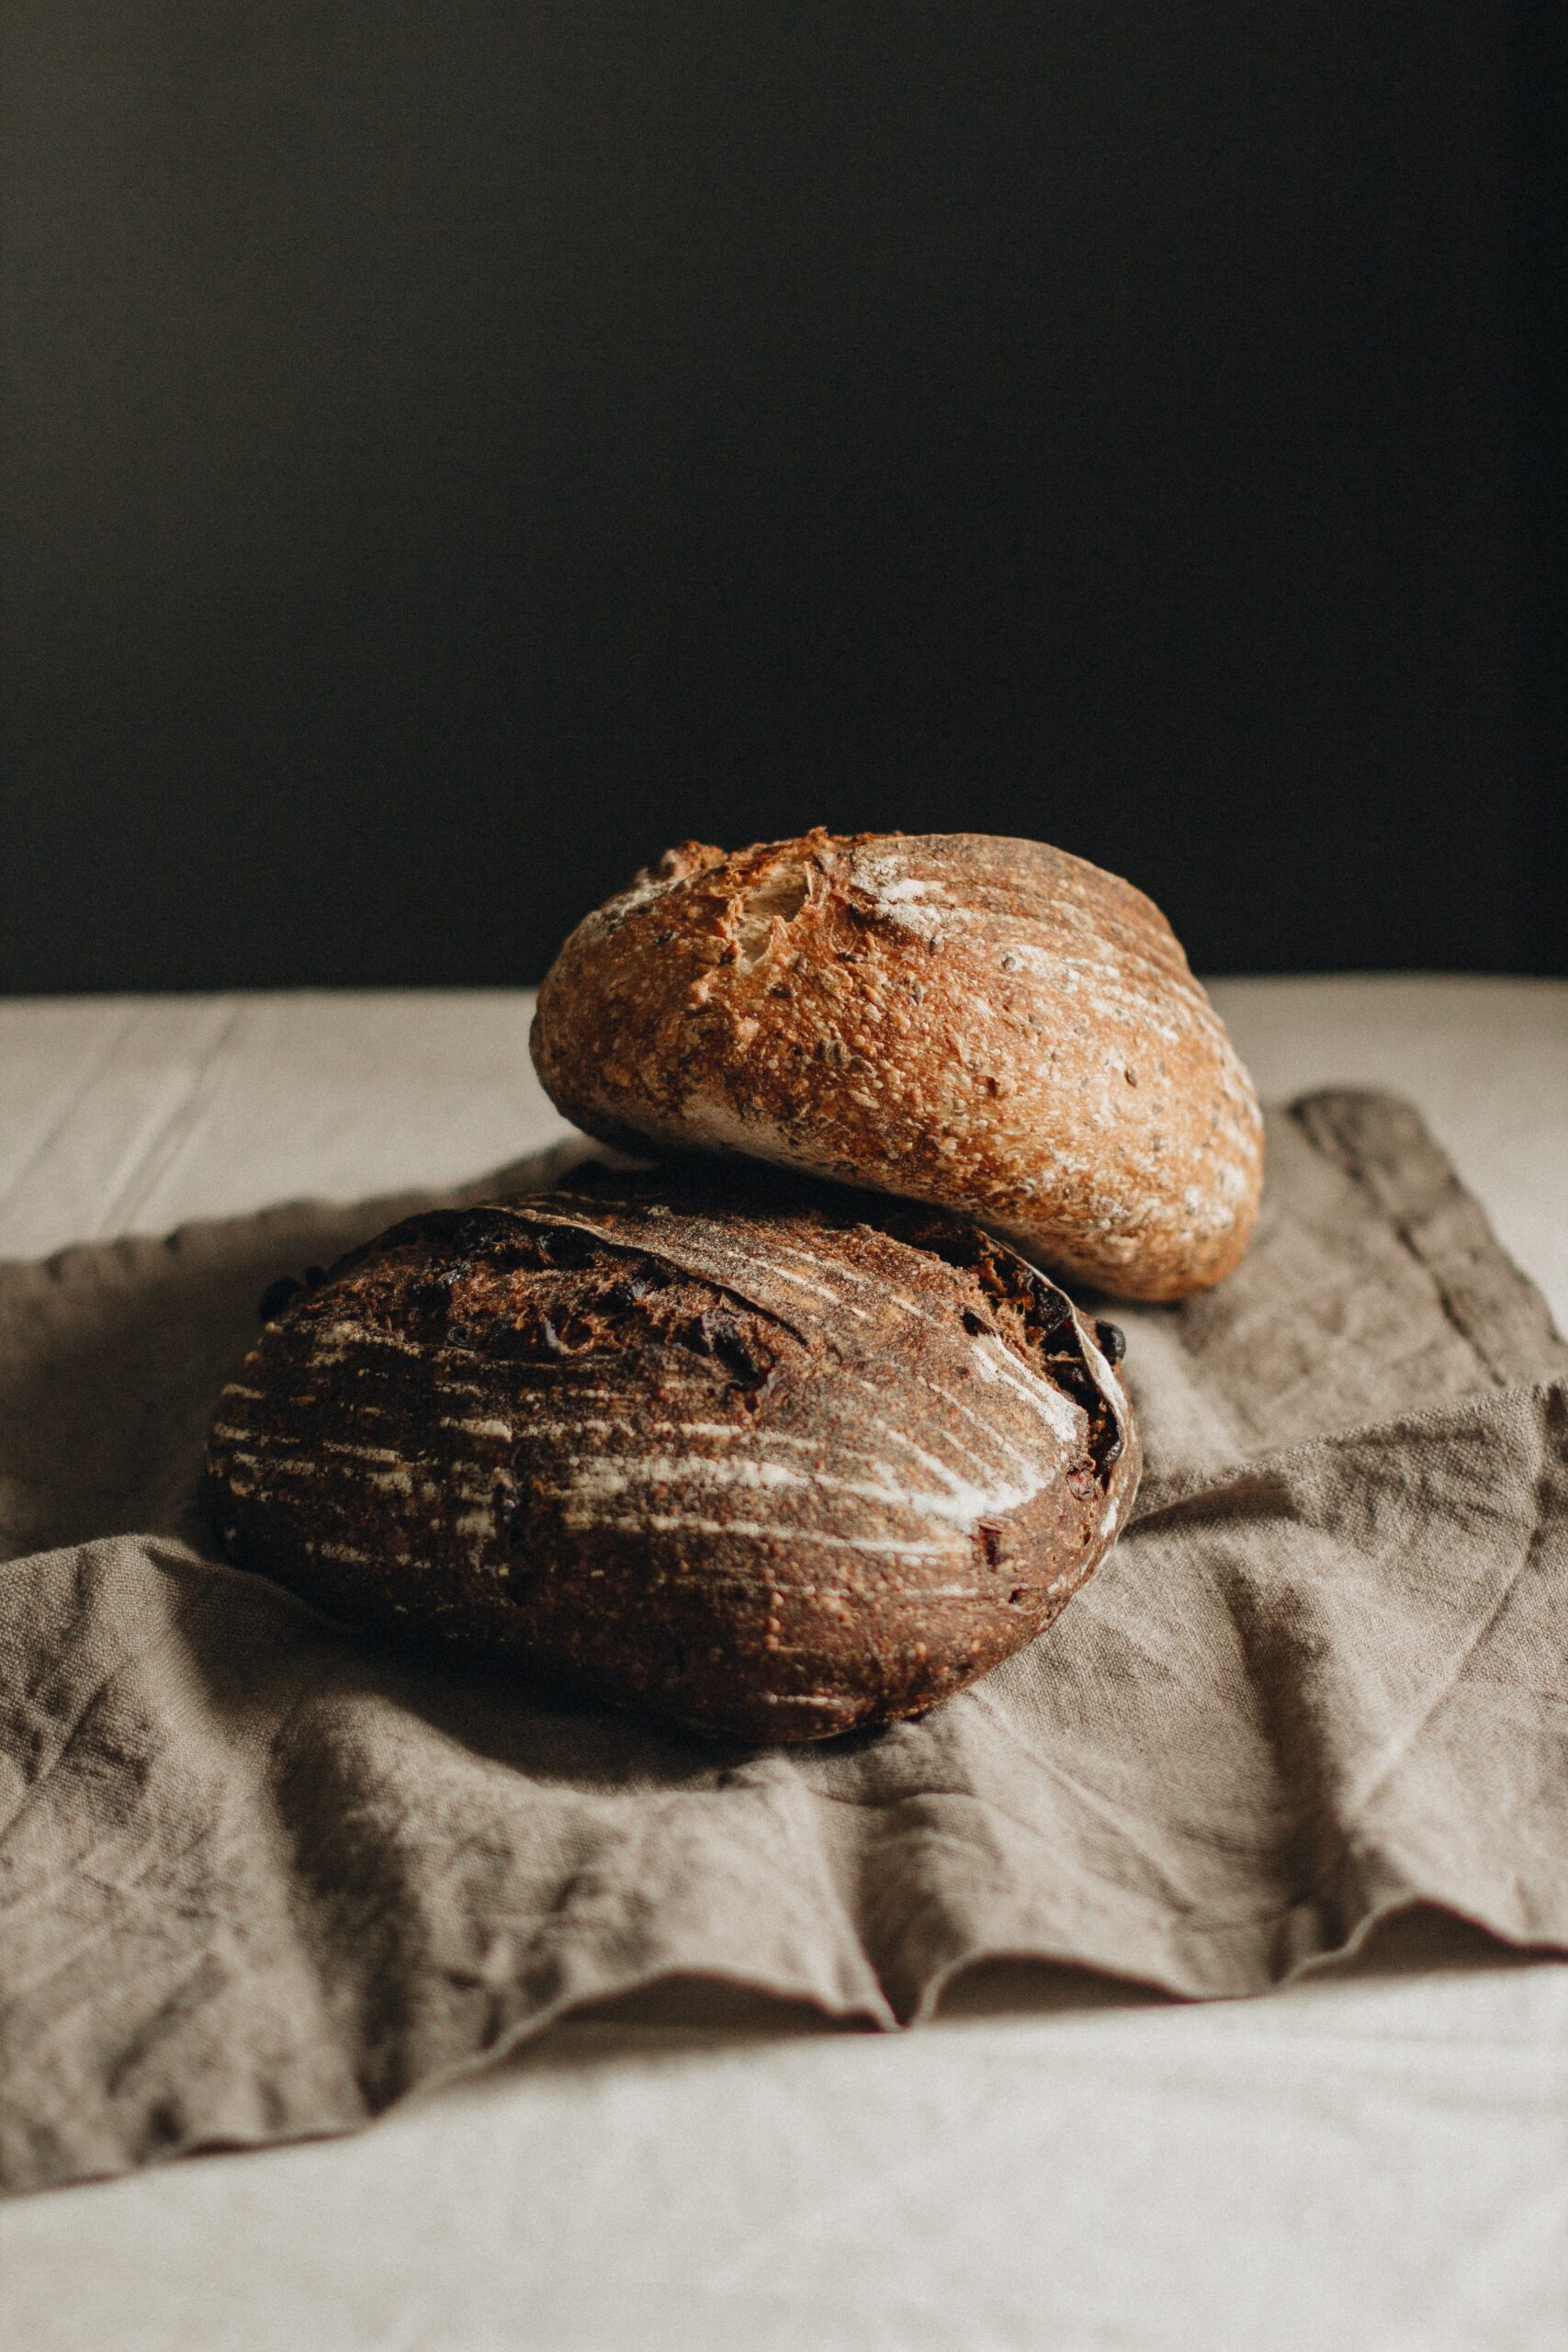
[1,1094,1567,2194]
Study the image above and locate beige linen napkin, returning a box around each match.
[1,1093,1564,2195]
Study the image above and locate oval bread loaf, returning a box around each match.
[206,1167,1140,1742]
[531,830,1263,1300]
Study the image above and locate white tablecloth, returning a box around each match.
[3,977,1566,2350]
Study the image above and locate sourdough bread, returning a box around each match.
[206,1166,1140,1741]
[532,831,1263,1300]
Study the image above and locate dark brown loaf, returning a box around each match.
[205,1167,1140,1741]
[531,830,1264,1300]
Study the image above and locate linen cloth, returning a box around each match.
[1,1090,1564,2195]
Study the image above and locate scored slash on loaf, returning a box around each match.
[205,1167,1141,1741]
[532,830,1264,1300]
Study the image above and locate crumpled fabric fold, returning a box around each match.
[2,1094,1564,2194]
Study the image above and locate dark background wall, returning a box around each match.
[2,3,1560,989]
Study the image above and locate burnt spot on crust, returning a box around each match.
[256,1263,327,1323]
[257,1272,305,1323]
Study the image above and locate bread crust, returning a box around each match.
[206,1167,1140,1742]
[532,831,1263,1300]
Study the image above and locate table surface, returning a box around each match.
[2,976,1566,2352]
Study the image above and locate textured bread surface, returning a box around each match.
[206,1167,1140,1741]
[532,831,1263,1299]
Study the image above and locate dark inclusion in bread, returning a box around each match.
[205,1167,1141,1742]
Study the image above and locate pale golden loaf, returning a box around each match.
[531,831,1264,1300]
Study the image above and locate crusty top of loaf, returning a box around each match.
[532,831,1263,1300]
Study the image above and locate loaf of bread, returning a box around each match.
[531,831,1263,1300]
[206,1166,1139,1741]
